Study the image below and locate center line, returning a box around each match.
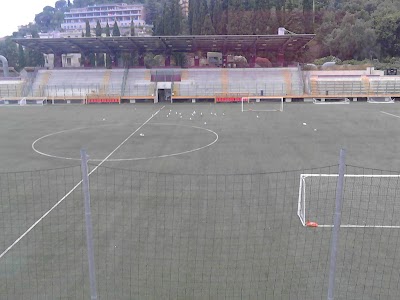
[0,105,165,260]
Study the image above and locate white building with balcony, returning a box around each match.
[61,3,146,33]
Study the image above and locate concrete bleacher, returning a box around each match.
[0,79,23,98]
[226,68,303,96]
[124,69,154,97]
[369,77,400,95]
[178,69,222,97]
[310,76,368,96]
[32,69,109,98]
[106,69,124,94]
[176,68,303,98]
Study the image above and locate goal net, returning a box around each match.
[298,174,400,228]
[21,97,46,106]
[241,96,283,112]
[367,97,395,104]
[313,98,350,104]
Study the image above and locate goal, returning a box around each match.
[0,97,46,106]
[367,97,394,104]
[313,98,350,104]
[298,174,400,228]
[241,96,283,112]
[19,97,47,106]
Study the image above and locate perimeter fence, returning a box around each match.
[0,156,400,299]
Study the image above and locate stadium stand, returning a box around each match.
[0,79,23,98]
[310,76,368,96]
[124,69,154,97]
[369,77,400,95]
[106,69,124,94]
[225,68,303,96]
[4,66,399,104]
[32,69,108,98]
[178,69,223,97]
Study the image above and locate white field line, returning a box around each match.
[381,111,400,119]
[0,106,165,260]
[316,225,400,229]
[301,174,400,178]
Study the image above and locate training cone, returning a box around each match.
[306,220,318,227]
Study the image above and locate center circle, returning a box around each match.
[32,123,219,161]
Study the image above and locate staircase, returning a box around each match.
[221,69,228,94]
[99,70,111,94]
[283,70,292,96]
[38,70,52,97]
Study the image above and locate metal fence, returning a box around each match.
[0,154,400,299]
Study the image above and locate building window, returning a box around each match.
[66,58,72,66]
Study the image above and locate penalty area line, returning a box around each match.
[0,106,165,261]
[381,111,400,119]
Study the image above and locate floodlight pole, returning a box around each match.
[327,149,346,300]
[80,149,98,300]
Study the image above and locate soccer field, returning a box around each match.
[0,102,400,299]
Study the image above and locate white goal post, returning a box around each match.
[20,97,47,106]
[367,97,395,104]
[313,98,350,104]
[241,96,284,112]
[298,174,400,228]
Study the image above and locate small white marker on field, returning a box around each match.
[303,122,307,125]
[314,128,317,131]
[139,133,144,136]
[204,122,207,125]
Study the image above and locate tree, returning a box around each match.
[105,22,111,68]
[130,19,135,36]
[25,30,45,68]
[34,6,55,31]
[201,14,216,35]
[105,22,111,37]
[303,0,314,32]
[325,13,380,60]
[170,0,182,35]
[112,21,121,36]
[213,0,229,34]
[85,20,91,37]
[95,20,102,37]
[17,44,26,71]
[0,38,19,69]
[95,21,104,67]
[55,0,67,11]
[189,0,208,34]
[145,0,158,25]
[375,12,400,57]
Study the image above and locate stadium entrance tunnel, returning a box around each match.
[155,82,172,103]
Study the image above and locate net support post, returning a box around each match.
[327,148,346,300]
[80,149,98,300]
